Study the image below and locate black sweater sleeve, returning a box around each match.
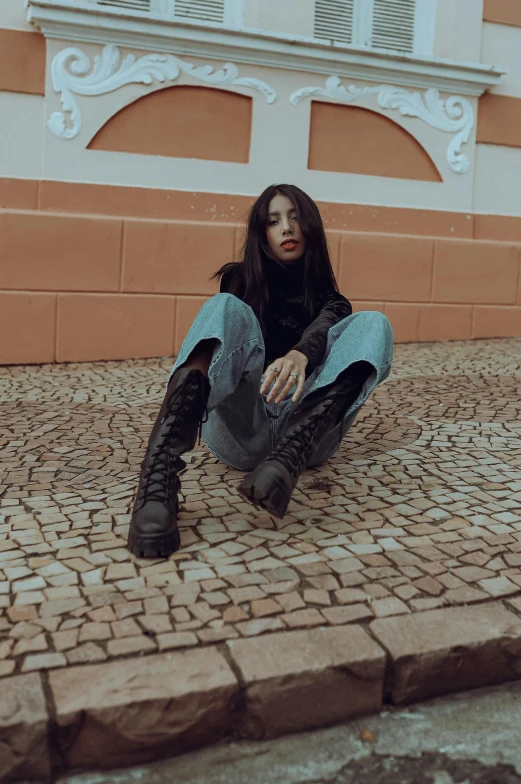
[292,292,352,369]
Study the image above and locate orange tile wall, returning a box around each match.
[1,207,520,364]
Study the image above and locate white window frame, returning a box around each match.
[224,0,244,27]
[141,0,244,27]
[317,0,437,57]
[26,0,505,98]
[412,0,437,57]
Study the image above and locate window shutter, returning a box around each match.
[314,0,354,46]
[173,0,226,24]
[96,0,150,10]
[371,0,416,53]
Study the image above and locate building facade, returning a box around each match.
[1,0,520,364]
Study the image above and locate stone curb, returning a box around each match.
[0,673,50,782]
[226,625,385,740]
[370,602,521,704]
[3,601,521,781]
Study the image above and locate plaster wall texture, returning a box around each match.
[0,93,44,179]
[434,0,484,62]
[0,0,521,361]
[482,21,521,98]
[0,0,33,32]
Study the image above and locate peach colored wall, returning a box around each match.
[88,87,252,163]
[0,28,45,95]
[308,103,442,182]
[1,203,520,365]
[0,0,520,365]
[0,178,484,236]
[477,93,521,147]
[6,176,521,240]
[483,0,521,28]
[343,231,521,343]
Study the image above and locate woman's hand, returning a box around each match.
[261,350,308,404]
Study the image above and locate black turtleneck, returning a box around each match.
[219,260,352,375]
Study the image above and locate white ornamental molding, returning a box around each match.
[49,43,277,140]
[290,77,474,175]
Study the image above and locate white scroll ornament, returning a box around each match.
[49,44,277,140]
[290,77,474,174]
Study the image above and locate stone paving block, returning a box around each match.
[4,340,521,772]
[227,625,385,739]
[370,602,521,705]
[0,673,50,781]
[49,647,239,768]
[322,604,374,625]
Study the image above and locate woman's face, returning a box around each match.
[266,193,305,264]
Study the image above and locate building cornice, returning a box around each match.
[27,0,506,96]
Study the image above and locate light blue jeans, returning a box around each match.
[170,293,393,471]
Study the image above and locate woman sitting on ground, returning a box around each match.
[128,184,394,558]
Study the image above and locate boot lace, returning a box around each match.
[265,372,366,479]
[266,400,336,479]
[138,377,208,505]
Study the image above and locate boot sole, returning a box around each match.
[127,497,181,559]
[238,463,292,519]
[128,526,181,559]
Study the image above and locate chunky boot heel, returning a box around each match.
[128,367,210,558]
[239,363,372,519]
[128,490,181,558]
[238,462,293,518]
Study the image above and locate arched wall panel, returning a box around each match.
[88,86,252,163]
[308,102,442,182]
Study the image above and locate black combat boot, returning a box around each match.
[238,362,372,518]
[128,367,210,558]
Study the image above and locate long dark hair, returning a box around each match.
[210,184,339,332]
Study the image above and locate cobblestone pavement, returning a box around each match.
[1,338,521,677]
